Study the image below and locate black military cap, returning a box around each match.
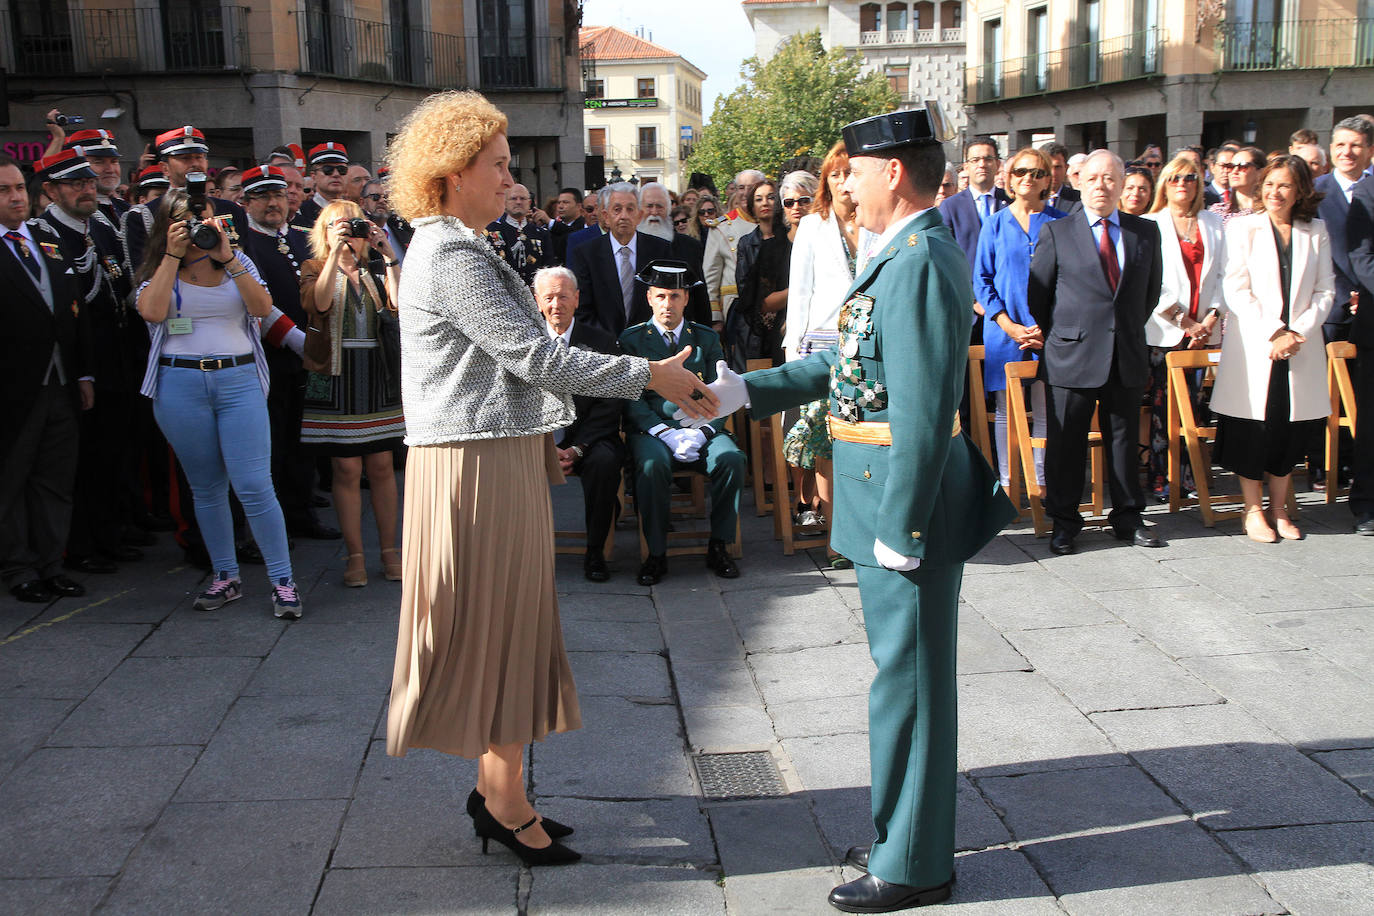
[636,259,703,290]
[842,101,956,156]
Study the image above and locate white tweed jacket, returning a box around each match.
[398,215,651,445]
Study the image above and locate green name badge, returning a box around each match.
[166,317,194,335]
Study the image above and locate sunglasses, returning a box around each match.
[782,196,813,208]
[698,207,717,216]
[1144,160,1162,168]
[363,193,384,201]
[1231,162,1257,170]
[672,218,689,227]
[315,164,347,176]
[1166,173,1199,184]
[1009,167,1048,179]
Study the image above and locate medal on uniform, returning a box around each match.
[841,334,859,358]
[277,236,291,256]
[40,241,61,259]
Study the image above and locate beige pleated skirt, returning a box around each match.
[387,434,580,759]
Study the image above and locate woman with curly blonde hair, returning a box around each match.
[384,90,717,866]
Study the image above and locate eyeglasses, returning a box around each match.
[782,196,813,208]
[1166,173,1199,184]
[1231,162,1257,171]
[1009,167,1048,179]
[315,164,347,176]
[363,193,384,201]
[672,217,689,227]
[966,156,998,165]
[1144,160,1162,168]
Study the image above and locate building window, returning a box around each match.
[637,77,656,98]
[638,126,658,159]
[886,65,910,97]
[586,78,605,98]
[915,1,934,31]
[983,17,1003,95]
[587,127,607,157]
[886,2,907,32]
[478,0,536,88]
[1028,7,1048,90]
[860,3,881,32]
[952,3,962,28]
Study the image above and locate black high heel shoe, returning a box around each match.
[466,788,573,838]
[473,804,581,866]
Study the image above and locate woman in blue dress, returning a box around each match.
[973,146,1066,486]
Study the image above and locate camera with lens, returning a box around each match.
[184,172,222,250]
[341,217,373,240]
[52,114,85,127]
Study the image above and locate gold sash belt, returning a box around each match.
[828,414,961,445]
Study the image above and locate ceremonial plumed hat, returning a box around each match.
[841,101,956,156]
[34,149,97,182]
[308,142,349,166]
[65,128,119,157]
[241,165,287,194]
[137,165,170,190]
[287,143,306,169]
[156,125,209,157]
[635,259,703,290]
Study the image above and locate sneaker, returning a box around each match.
[194,573,242,611]
[272,577,302,620]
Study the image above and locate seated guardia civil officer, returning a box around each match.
[620,260,744,586]
[533,266,627,582]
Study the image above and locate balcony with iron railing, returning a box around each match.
[0,5,250,76]
[965,28,1166,104]
[633,143,665,161]
[860,27,963,46]
[1215,18,1374,71]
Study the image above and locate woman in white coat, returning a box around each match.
[1143,155,1226,500]
[1212,156,1335,542]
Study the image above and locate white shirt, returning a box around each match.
[1334,170,1360,204]
[868,208,930,256]
[651,315,685,344]
[546,316,575,347]
[1083,207,1126,273]
[504,214,529,231]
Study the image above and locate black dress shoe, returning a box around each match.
[63,555,118,574]
[844,845,870,870]
[43,575,86,597]
[828,873,953,913]
[705,538,739,578]
[1049,531,1075,555]
[102,545,144,562]
[465,788,573,839]
[1355,513,1374,535]
[10,579,55,603]
[637,554,668,586]
[290,519,342,540]
[583,550,610,582]
[1116,526,1165,548]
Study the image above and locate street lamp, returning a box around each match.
[1243,120,1258,145]
[609,165,622,183]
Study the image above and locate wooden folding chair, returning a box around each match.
[637,467,743,560]
[1326,341,1357,505]
[757,410,829,555]
[967,345,996,469]
[1004,359,1106,536]
[1164,349,1243,526]
[745,358,776,516]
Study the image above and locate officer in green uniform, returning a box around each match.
[620,260,745,587]
[679,106,1016,912]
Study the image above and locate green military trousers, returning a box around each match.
[856,559,963,888]
[629,433,746,555]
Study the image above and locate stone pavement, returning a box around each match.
[2,478,1372,915]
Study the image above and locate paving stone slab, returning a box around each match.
[953,774,1014,851]
[957,568,1114,630]
[0,876,111,915]
[534,696,695,799]
[332,740,488,869]
[957,671,1120,775]
[1218,822,1374,916]
[0,745,199,878]
[1093,704,1373,829]
[709,798,832,880]
[564,619,664,654]
[1039,545,1194,594]
[532,797,716,866]
[749,644,875,707]
[1165,554,1374,613]
[559,590,659,623]
[242,622,394,696]
[660,617,745,663]
[0,698,74,780]
[1004,623,1221,713]
[314,865,517,915]
[100,799,344,915]
[670,659,763,709]
[723,867,841,916]
[653,588,732,624]
[569,650,672,699]
[48,656,258,746]
[965,534,1036,573]
[554,559,655,596]
[682,704,777,752]
[1091,586,1298,658]
[0,623,150,698]
[717,550,827,593]
[957,605,1031,675]
[1310,747,1374,799]
[724,586,864,654]
[527,863,726,915]
[979,765,1281,915]
[133,612,287,657]
[175,693,380,802]
[936,848,1061,914]
[1262,606,1374,677]
[768,693,868,740]
[1182,650,1374,749]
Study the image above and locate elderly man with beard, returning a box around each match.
[703,168,764,328]
[61,128,129,225]
[640,182,710,325]
[569,182,672,336]
[486,182,554,285]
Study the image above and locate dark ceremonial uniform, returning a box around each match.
[97,195,130,226]
[485,215,555,285]
[739,108,1015,903]
[619,319,745,555]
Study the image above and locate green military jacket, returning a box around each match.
[619,319,730,436]
[745,208,1015,565]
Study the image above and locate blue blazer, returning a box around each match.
[1315,173,1363,332]
[939,187,1009,274]
[564,225,605,262]
[569,231,674,337]
[973,205,1066,392]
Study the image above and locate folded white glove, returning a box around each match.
[654,426,691,454]
[673,428,707,462]
[674,360,749,429]
[874,538,921,572]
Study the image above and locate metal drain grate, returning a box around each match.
[694,751,788,800]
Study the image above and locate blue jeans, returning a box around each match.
[152,360,293,583]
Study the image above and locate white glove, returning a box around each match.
[874,538,921,572]
[674,428,707,462]
[652,425,690,453]
[674,361,749,429]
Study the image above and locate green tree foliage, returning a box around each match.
[684,30,899,191]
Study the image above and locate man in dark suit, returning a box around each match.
[533,266,626,581]
[1316,118,1373,344]
[570,183,673,336]
[1028,149,1164,555]
[485,183,554,285]
[0,155,95,602]
[940,136,1009,272]
[640,182,712,326]
[548,187,586,264]
[1334,118,1374,532]
[1041,142,1082,212]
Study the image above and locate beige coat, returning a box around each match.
[1210,213,1335,422]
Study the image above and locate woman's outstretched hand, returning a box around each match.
[647,346,720,420]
